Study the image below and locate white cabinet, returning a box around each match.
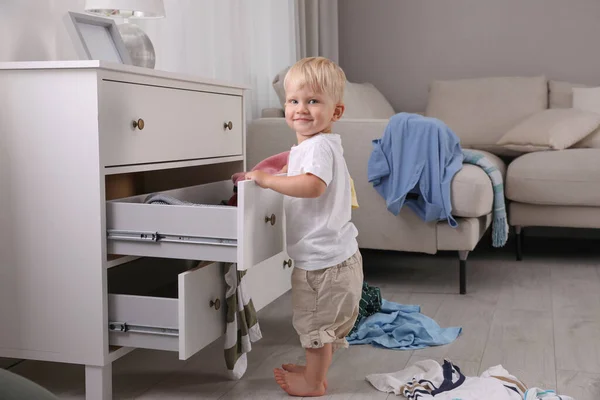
[0,61,292,400]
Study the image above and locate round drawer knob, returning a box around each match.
[283,259,293,269]
[265,214,276,226]
[209,298,221,311]
[224,121,233,130]
[132,118,145,130]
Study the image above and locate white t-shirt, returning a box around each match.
[285,133,358,270]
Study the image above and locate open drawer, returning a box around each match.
[106,180,284,270]
[108,259,225,360]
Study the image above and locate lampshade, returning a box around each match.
[85,0,165,19]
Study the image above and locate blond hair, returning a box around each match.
[284,57,346,104]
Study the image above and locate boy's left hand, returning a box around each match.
[245,170,271,189]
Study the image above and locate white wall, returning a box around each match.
[0,0,204,66]
[136,0,297,117]
[0,0,85,62]
[0,0,294,118]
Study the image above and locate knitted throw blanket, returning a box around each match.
[224,263,262,380]
[461,149,508,247]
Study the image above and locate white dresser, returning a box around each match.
[0,61,292,399]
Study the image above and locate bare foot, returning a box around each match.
[282,364,328,389]
[281,363,305,373]
[274,368,326,397]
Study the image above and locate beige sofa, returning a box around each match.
[247,73,600,294]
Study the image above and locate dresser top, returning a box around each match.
[0,60,250,90]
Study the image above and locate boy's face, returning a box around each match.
[284,83,344,142]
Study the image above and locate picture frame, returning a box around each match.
[64,11,133,65]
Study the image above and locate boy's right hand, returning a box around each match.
[245,170,272,189]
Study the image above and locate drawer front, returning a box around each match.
[100,80,243,167]
[178,262,226,359]
[108,261,226,360]
[106,180,285,271]
[237,180,285,271]
[107,181,239,263]
[245,252,293,312]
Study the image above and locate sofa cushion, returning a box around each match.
[272,66,289,106]
[272,66,395,120]
[573,86,600,112]
[496,109,600,152]
[549,80,589,109]
[343,82,396,119]
[573,131,600,149]
[451,150,506,218]
[506,149,600,206]
[261,108,285,118]
[571,86,600,149]
[425,76,548,153]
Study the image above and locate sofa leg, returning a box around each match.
[458,251,469,295]
[515,226,523,261]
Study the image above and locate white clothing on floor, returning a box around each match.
[431,376,518,400]
[524,387,574,400]
[366,359,539,400]
[366,359,443,396]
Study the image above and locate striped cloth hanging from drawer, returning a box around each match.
[224,263,262,379]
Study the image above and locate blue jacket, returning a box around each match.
[368,113,463,227]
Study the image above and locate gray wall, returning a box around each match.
[339,0,600,113]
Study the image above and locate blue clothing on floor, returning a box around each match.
[346,299,462,350]
[367,113,463,227]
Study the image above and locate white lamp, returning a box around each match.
[84,0,165,68]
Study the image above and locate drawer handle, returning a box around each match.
[283,259,293,269]
[223,121,233,130]
[209,298,221,311]
[132,118,145,130]
[265,214,276,226]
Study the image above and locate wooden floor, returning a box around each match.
[2,235,600,399]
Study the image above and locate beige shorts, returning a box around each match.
[291,250,364,351]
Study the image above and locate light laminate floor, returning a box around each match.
[2,235,600,399]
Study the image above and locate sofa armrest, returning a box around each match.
[261,108,285,118]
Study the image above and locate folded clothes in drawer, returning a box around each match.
[144,193,233,207]
[106,180,284,271]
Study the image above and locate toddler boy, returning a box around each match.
[246,57,363,397]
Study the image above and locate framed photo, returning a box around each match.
[64,11,133,65]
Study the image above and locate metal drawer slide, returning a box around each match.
[107,229,237,247]
[108,321,179,337]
